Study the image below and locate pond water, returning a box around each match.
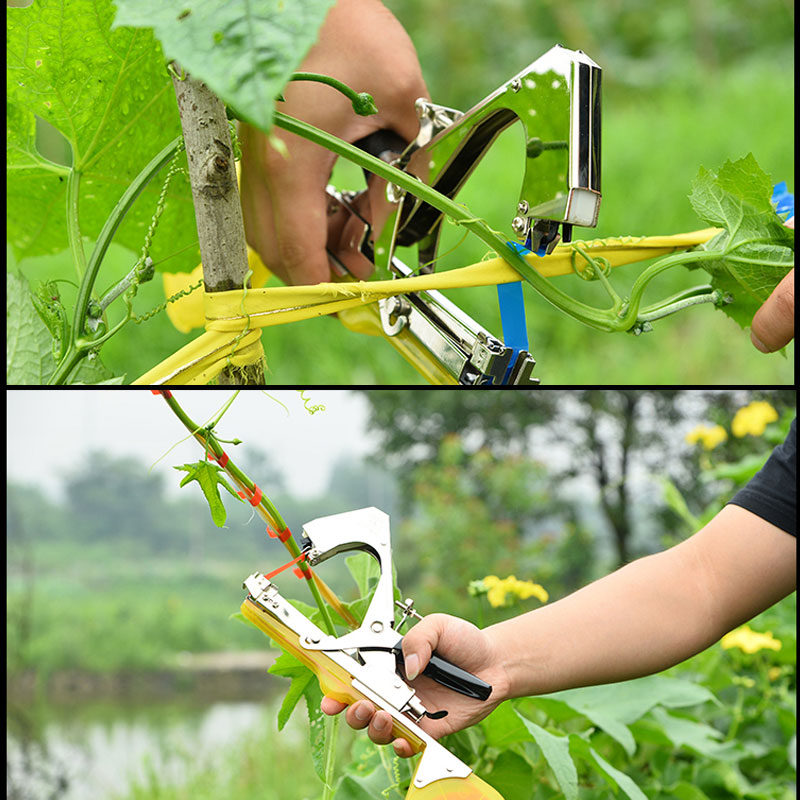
[7,680,302,800]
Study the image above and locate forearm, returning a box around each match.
[487,505,796,698]
[487,548,715,697]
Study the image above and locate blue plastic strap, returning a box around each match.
[496,242,532,383]
[496,280,528,352]
[772,181,794,220]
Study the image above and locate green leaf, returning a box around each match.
[663,781,712,800]
[518,717,578,800]
[544,676,718,758]
[173,460,243,526]
[649,707,743,761]
[267,651,313,730]
[585,746,648,800]
[277,666,314,731]
[304,677,326,780]
[112,0,337,134]
[345,552,381,597]
[482,751,534,800]
[7,272,57,384]
[6,271,114,385]
[661,478,701,532]
[703,453,769,484]
[481,702,535,749]
[7,0,198,272]
[687,154,794,329]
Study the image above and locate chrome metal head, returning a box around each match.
[390,44,601,259]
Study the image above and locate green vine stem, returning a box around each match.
[637,284,725,321]
[273,111,619,330]
[288,72,378,116]
[154,390,338,635]
[274,111,735,334]
[49,136,184,385]
[322,714,341,800]
[66,167,87,283]
[616,246,738,328]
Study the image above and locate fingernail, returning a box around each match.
[405,654,420,681]
[354,703,371,721]
[751,330,770,353]
[373,713,388,731]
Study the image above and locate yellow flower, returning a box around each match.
[481,574,548,608]
[731,401,778,438]
[721,624,782,654]
[768,666,783,682]
[685,423,728,450]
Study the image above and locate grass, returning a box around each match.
[116,710,331,800]
[6,546,271,676]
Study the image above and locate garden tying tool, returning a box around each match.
[241,507,504,800]
[328,43,601,385]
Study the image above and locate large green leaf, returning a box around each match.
[7,272,57,384]
[543,676,718,757]
[688,154,794,329]
[7,0,198,272]
[481,701,535,749]
[6,271,116,384]
[518,716,578,800]
[112,0,337,134]
[482,751,535,800]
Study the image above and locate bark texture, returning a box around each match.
[172,68,264,384]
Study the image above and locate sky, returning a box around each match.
[6,389,377,501]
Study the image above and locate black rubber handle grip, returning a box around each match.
[392,641,492,701]
[352,130,409,182]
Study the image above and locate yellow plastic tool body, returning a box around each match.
[240,595,504,800]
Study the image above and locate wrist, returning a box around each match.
[484,610,556,701]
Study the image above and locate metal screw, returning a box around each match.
[511,216,527,234]
[517,201,529,215]
[370,621,384,633]
[510,78,522,92]
[386,183,406,204]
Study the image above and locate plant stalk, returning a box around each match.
[155,390,349,633]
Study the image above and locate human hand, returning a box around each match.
[239,0,428,286]
[320,614,509,757]
[750,215,794,353]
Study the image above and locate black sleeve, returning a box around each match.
[727,417,796,536]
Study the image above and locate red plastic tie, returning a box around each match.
[238,485,262,506]
[150,389,173,397]
[268,525,292,543]
[206,450,229,468]
[237,485,262,506]
[264,552,307,581]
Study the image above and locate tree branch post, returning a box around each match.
[171,66,264,385]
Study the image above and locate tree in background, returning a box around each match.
[395,433,570,617]
[358,390,796,568]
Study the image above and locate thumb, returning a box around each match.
[751,268,794,352]
[402,613,451,680]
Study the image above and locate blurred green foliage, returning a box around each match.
[385,0,795,108]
